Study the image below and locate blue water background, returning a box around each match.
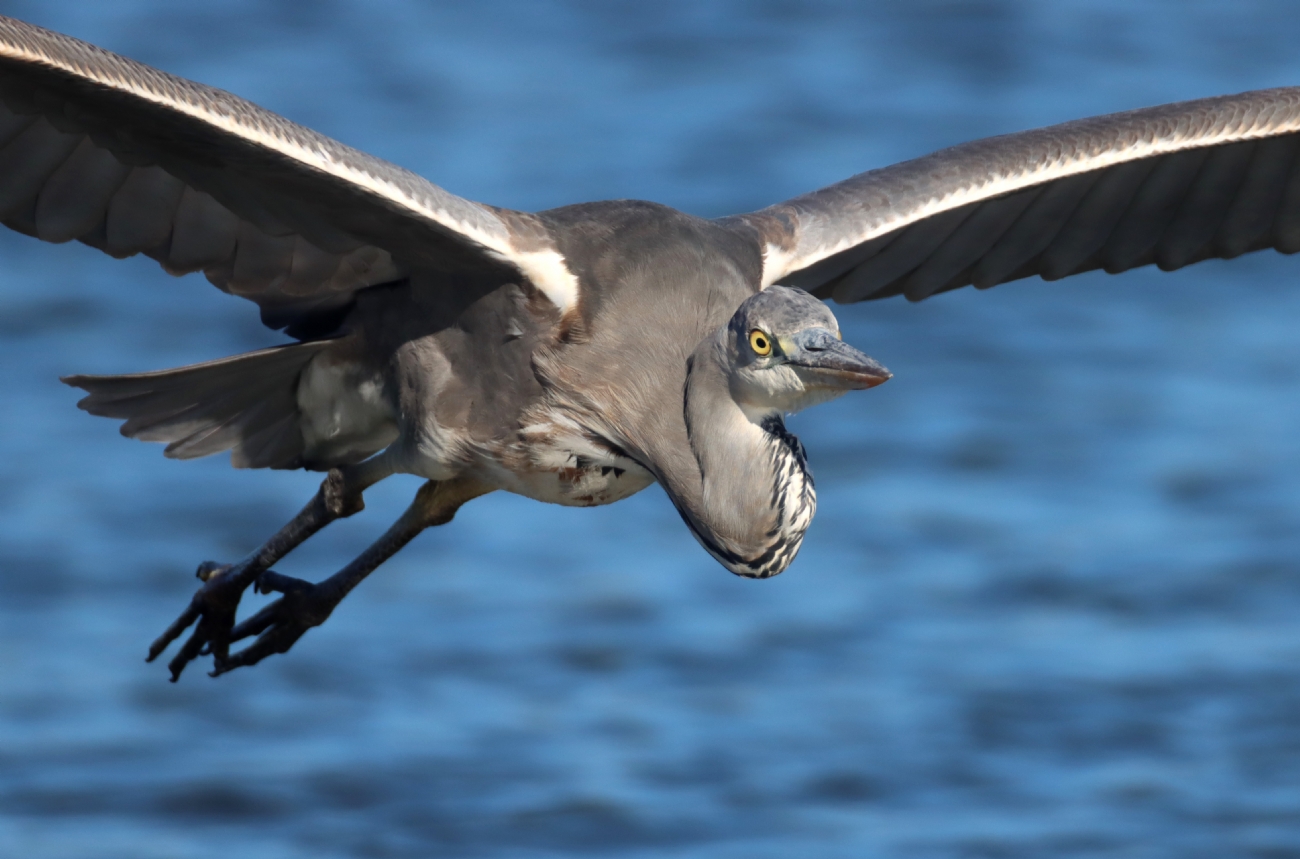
[4,1,1300,856]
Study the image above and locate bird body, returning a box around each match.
[481,202,758,510]
[75,198,827,553]
[2,14,1297,676]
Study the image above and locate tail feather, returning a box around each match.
[63,340,336,469]
[232,412,304,469]
[123,376,286,441]
[162,396,284,461]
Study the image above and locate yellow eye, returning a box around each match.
[749,329,772,356]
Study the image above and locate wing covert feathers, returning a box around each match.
[726,88,1300,302]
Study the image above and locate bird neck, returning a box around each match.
[672,332,816,578]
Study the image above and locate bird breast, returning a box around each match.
[486,410,655,507]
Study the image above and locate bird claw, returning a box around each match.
[146,560,253,682]
[209,571,338,677]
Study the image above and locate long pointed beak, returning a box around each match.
[785,328,891,390]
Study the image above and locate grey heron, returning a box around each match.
[1,16,1298,680]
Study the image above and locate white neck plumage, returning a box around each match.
[673,332,817,579]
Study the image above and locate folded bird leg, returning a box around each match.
[211,476,493,677]
[147,457,394,681]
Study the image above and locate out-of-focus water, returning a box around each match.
[3,1,1300,856]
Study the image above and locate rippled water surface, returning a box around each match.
[5,2,1300,856]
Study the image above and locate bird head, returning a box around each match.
[721,286,891,418]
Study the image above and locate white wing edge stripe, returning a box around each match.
[509,249,581,313]
[0,36,582,314]
[761,244,799,288]
[760,113,1300,287]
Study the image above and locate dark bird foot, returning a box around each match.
[146,476,485,681]
[209,571,340,676]
[144,466,382,681]
[147,560,258,682]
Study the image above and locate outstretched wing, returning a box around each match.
[0,15,578,332]
[721,88,1300,303]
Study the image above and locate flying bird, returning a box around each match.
[2,16,1298,680]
